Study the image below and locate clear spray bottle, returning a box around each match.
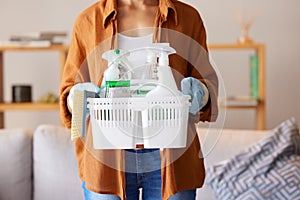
[101,49,133,98]
[145,45,181,98]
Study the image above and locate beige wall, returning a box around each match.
[189,0,300,129]
[0,0,299,130]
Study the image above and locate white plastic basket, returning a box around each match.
[87,95,191,149]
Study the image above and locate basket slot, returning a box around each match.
[108,109,115,121]
[101,110,105,121]
[105,109,109,122]
[172,108,175,119]
[123,109,127,122]
[168,108,173,125]
[115,109,118,121]
[125,109,129,122]
[163,108,167,125]
[119,109,123,121]
[154,108,159,121]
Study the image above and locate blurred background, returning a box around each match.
[0,0,299,130]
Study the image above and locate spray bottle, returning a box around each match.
[142,45,182,131]
[102,49,119,84]
[102,49,133,81]
[143,51,157,79]
[102,49,133,97]
[145,45,181,98]
[135,51,158,96]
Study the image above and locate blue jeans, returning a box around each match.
[82,182,121,200]
[82,149,196,200]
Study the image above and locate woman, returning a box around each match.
[60,0,218,199]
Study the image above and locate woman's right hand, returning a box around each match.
[67,82,101,113]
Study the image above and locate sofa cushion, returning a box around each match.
[196,126,271,200]
[0,128,32,200]
[33,125,84,200]
[205,118,300,200]
[198,127,271,167]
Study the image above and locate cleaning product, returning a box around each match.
[142,45,182,131]
[144,50,157,80]
[145,46,181,98]
[102,49,132,98]
[105,80,131,98]
[135,50,158,95]
[102,49,133,80]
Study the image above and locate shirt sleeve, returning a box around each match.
[60,17,87,129]
[188,17,219,122]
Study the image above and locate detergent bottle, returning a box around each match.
[102,49,132,98]
[134,50,158,96]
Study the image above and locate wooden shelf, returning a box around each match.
[0,102,59,111]
[0,44,68,128]
[0,44,68,52]
[221,105,258,110]
[219,96,259,109]
[208,43,266,130]
[208,43,264,50]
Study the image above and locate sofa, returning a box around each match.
[0,118,299,200]
[0,125,84,200]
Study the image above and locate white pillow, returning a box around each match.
[0,129,32,200]
[33,124,84,200]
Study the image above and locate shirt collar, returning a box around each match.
[159,0,178,25]
[102,0,178,27]
[102,0,117,27]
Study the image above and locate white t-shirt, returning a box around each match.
[118,33,153,79]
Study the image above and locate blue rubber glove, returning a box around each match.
[67,82,101,111]
[181,77,208,115]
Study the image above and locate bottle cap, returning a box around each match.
[114,49,120,54]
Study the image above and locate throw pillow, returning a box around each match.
[33,124,84,200]
[0,129,32,200]
[206,117,300,200]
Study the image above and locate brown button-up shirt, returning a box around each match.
[60,0,218,199]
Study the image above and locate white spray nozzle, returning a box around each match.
[148,43,176,55]
[147,43,176,66]
[102,49,134,72]
[159,50,169,66]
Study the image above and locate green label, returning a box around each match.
[250,55,258,99]
[106,80,130,88]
